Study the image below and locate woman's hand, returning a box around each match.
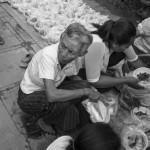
[126,77,145,89]
[125,71,145,89]
[126,77,139,83]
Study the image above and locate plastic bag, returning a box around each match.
[125,85,150,107]
[134,17,150,53]
[82,99,110,123]
[131,106,150,123]
[121,125,148,150]
[82,94,119,123]
[121,66,150,108]
[119,86,141,111]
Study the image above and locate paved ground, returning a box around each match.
[0,2,56,150]
[0,0,139,150]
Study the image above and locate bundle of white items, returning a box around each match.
[134,17,150,53]
[9,0,109,44]
[82,94,118,123]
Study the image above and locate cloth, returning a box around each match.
[20,43,82,94]
[46,136,73,150]
[18,80,91,131]
[82,34,138,83]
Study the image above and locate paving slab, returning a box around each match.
[0,20,22,53]
[0,9,9,17]
[0,82,56,150]
[0,93,53,150]
[8,21,35,43]
[0,99,29,150]
[0,83,22,117]
[1,3,49,49]
[0,48,28,88]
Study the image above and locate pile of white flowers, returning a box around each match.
[10,0,109,44]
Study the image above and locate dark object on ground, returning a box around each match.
[137,6,150,19]
[113,0,143,14]
[0,36,5,45]
[138,0,150,19]
[19,53,33,68]
[139,54,150,68]
[110,0,150,20]
[119,89,141,111]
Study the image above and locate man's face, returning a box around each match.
[58,34,86,65]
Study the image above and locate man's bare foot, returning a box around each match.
[38,118,56,136]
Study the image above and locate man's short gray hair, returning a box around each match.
[63,23,93,45]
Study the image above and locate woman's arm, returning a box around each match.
[129,58,147,69]
[90,75,138,88]
[124,45,147,69]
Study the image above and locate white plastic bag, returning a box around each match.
[134,17,150,53]
[82,95,118,123]
[121,125,148,150]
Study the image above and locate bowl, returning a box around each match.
[133,67,150,88]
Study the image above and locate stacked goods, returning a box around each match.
[134,18,150,54]
[9,0,109,44]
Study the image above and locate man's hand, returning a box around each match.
[84,88,101,102]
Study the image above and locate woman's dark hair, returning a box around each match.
[70,123,121,150]
[91,19,136,48]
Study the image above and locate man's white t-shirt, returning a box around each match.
[82,34,138,83]
[21,43,81,94]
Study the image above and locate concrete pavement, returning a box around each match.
[0,1,123,150]
[0,2,56,150]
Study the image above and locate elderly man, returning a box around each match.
[18,23,101,138]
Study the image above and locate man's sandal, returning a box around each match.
[19,54,33,69]
[21,54,33,63]
[21,115,44,139]
[0,36,5,45]
[19,61,29,69]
